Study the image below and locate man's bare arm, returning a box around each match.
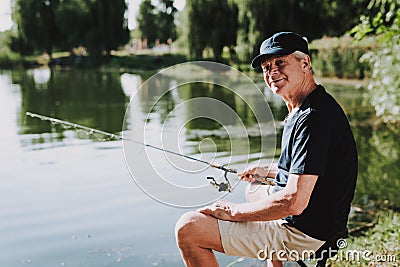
[200,174,318,222]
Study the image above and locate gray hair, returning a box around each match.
[292,51,314,75]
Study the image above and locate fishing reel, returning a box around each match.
[207,168,234,192]
[207,164,276,192]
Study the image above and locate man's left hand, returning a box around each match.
[198,199,238,221]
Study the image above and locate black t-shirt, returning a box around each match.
[274,85,358,241]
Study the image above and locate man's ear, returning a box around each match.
[302,56,311,72]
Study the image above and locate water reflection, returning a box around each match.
[120,73,140,97]
[15,68,127,148]
[27,67,51,86]
[127,64,277,158]
[122,62,277,207]
[353,122,400,206]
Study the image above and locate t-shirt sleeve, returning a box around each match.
[289,110,330,175]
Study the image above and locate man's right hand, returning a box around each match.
[239,164,277,183]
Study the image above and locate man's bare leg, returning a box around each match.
[268,259,283,267]
[176,183,283,267]
[175,211,224,267]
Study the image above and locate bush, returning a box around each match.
[361,44,400,122]
[0,30,24,69]
[310,35,372,79]
[349,0,400,122]
[0,48,24,69]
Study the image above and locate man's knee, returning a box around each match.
[176,211,224,253]
[175,211,203,245]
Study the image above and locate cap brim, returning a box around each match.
[251,54,268,68]
[250,48,292,68]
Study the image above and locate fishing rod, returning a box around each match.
[26,112,275,192]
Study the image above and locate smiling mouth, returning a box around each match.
[271,78,284,83]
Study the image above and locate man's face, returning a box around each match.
[261,54,306,97]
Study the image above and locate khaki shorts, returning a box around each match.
[218,184,324,261]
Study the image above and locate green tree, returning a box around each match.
[209,0,238,61]
[54,0,90,51]
[235,0,370,63]
[137,0,159,47]
[184,0,207,58]
[184,0,238,60]
[350,0,400,122]
[158,0,178,43]
[85,0,130,56]
[11,0,129,57]
[12,0,62,57]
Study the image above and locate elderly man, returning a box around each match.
[175,32,358,267]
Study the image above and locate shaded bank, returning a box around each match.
[0,37,375,80]
[0,53,188,71]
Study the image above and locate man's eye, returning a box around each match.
[262,65,270,72]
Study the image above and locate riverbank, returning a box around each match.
[0,39,372,80]
[0,51,189,71]
[328,210,399,267]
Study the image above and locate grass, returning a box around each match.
[327,210,399,267]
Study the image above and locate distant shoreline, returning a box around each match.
[1,53,369,87]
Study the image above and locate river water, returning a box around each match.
[0,66,398,267]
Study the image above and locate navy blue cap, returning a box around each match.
[251,32,309,68]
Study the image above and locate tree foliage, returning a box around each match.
[178,0,372,62]
[350,0,400,122]
[137,0,159,46]
[11,0,129,56]
[158,0,178,43]
[12,0,62,56]
[54,0,90,51]
[137,0,178,47]
[234,0,371,63]
[85,0,130,55]
[184,0,238,60]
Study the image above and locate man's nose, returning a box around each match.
[267,65,279,77]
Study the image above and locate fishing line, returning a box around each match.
[26,112,275,192]
[26,112,236,190]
